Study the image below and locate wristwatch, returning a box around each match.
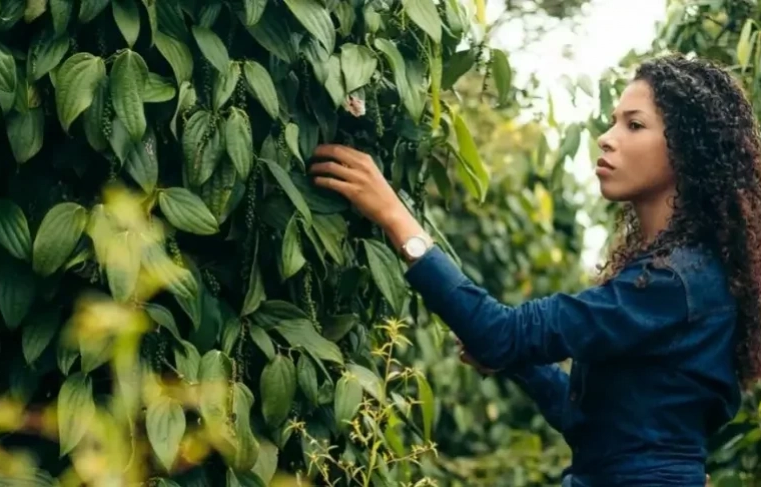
[401,233,434,264]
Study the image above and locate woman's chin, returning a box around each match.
[598,182,629,202]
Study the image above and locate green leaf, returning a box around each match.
[346,363,385,403]
[140,0,158,46]
[243,7,297,63]
[32,202,88,277]
[58,372,95,456]
[142,239,198,301]
[159,188,220,235]
[226,107,254,180]
[50,0,72,34]
[274,319,343,364]
[251,300,309,329]
[105,231,141,302]
[144,73,177,103]
[79,333,113,373]
[334,3,356,37]
[182,109,225,186]
[174,339,201,382]
[290,173,348,214]
[452,110,489,203]
[24,0,47,23]
[0,0,23,32]
[243,60,279,120]
[242,235,266,316]
[146,397,186,472]
[192,25,230,73]
[145,303,181,341]
[125,126,159,193]
[229,382,260,471]
[54,53,106,133]
[402,0,441,43]
[324,55,344,108]
[6,107,43,163]
[340,43,377,94]
[0,199,32,261]
[491,49,511,106]
[0,44,17,113]
[199,159,239,223]
[312,214,346,265]
[297,354,320,406]
[442,49,475,90]
[284,123,303,167]
[263,159,311,225]
[334,373,362,430]
[280,214,306,280]
[738,19,755,70]
[0,254,36,329]
[83,76,109,151]
[171,81,196,138]
[240,0,267,26]
[226,470,266,487]
[57,341,79,376]
[198,350,233,427]
[362,239,407,317]
[28,27,70,81]
[260,354,296,428]
[79,0,109,23]
[22,308,59,364]
[213,62,241,110]
[283,0,335,54]
[249,325,275,360]
[110,49,148,141]
[374,38,422,121]
[155,31,194,84]
[112,0,141,47]
[415,373,434,441]
[322,314,357,342]
[251,439,278,486]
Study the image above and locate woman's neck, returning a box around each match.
[633,188,677,245]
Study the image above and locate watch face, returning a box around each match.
[407,237,427,257]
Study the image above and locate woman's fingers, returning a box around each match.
[310,161,357,182]
[312,176,354,197]
[312,144,369,169]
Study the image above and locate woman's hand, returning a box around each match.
[309,144,428,252]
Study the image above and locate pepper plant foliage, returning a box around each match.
[0,0,511,484]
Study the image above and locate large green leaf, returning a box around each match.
[32,202,88,277]
[182,109,225,186]
[263,159,311,225]
[105,231,141,302]
[274,319,343,364]
[145,303,182,341]
[312,214,346,265]
[0,254,36,330]
[242,235,266,316]
[213,62,241,110]
[54,53,106,133]
[158,188,220,235]
[229,382,260,471]
[491,49,512,106]
[110,49,148,141]
[283,0,335,54]
[243,61,279,120]
[6,108,44,163]
[22,308,59,365]
[452,110,489,203]
[28,27,70,81]
[340,43,377,93]
[83,76,109,152]
[24,0,47,23]
[79,0,109,23]
[144,73,176,103]
[192,25,230,73]
[155,31,194,84]
[142,239,198,301]
[415,373,435,441]
[374,38,423,121]
[146,397,186,472]
[0,44,16,113]
[113,0,141,47]
[240,0,267,26]
[198,350,233,428]
[225,107,254,179]
[280,214,306,280]
[362,239,407,317]
[0,199,32,261]
[402,0,441,43]
[260,354,296,428]
[334,373,362,430]
[124,126,159,193]
[50,0,73,34]
[58,372,95,456]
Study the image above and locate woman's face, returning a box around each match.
[595,80,676,203]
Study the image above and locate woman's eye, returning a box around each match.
[628,121,643,130]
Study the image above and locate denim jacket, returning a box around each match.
[405,244,741,486]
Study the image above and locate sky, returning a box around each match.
[486,0,668,269]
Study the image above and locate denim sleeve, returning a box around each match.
[502,364,569,432]
[404,246,688,370]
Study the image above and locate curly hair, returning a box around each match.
[596,53,761,389]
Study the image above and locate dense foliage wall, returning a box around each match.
[0,0,525,485]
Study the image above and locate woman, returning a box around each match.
[308,53,761,486]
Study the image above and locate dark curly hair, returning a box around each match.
[596,53,761,389]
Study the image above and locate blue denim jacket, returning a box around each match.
[405,244,741,486]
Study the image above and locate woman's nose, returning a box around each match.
[597,130,614,152]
